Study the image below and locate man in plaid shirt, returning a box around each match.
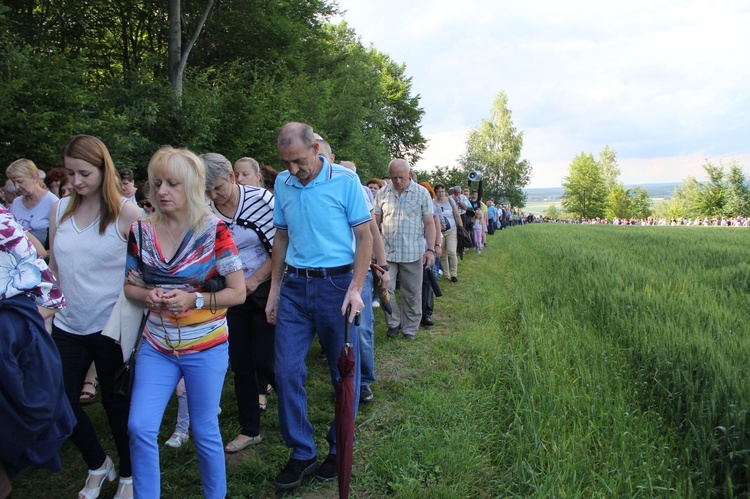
[373,159,437,340]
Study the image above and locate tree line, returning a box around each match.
[418,91,533,209]
[557,146,749,221]
[0,0,426,183]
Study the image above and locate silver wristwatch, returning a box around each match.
[194,292,205,310]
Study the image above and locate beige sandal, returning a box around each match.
[224,435,262,453]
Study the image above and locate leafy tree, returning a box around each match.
[0,35,89,169]
[373,51,426,165]
[561,152,607,220]
[416,165,467,191]
[665,177,702,220]
[598,145,620,191]
[724,161,750,217]
[695,161,726,217]
[630,186,653,219]
[544,204,562,220]
[604,184,631,220]
[460,90,532,208]
[0,0,427,186]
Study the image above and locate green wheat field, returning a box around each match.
[11,224,750,497]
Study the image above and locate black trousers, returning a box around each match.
[52,326,131,476]
[226,284,276,437]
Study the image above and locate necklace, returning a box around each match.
[164,224,188,248]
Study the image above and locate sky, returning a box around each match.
[332,0,750,188]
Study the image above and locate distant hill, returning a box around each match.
[524,182,680,203]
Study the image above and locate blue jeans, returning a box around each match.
[128,341,228,499]
[275,271,361,460]
[360,270,375,387]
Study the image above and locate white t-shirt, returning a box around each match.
[10,191,58,245]
[52,197,128,335]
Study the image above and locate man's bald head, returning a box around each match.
[277,122,315,148]
[340,161,356,172]
[388,159,411,194]
[317,140,333,162]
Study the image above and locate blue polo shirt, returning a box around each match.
[273,156,371,268]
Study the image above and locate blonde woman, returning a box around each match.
[6,159,58,246]
[233,157,261,186]
[124,147,245,499]
[48,135,141,499]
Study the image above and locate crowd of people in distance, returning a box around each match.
[0,122,530,498]
[548,216,750,226]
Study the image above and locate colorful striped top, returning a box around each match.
[125,214,242,355]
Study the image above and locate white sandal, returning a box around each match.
[78,456,116,499]
[113,476,133,499]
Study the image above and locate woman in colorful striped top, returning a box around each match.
[123,147,245,499]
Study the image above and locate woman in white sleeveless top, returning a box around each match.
[48,135,141,499]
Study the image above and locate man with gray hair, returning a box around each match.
[266,122,372,489]
[374,159,437,340]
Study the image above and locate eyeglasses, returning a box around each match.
[138,201,153,210]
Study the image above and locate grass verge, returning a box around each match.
[11,224,750,497]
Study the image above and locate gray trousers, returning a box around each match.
[386,259,424,336]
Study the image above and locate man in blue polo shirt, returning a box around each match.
[266,122,373,490]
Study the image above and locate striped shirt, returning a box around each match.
[126,214,242,355]
[374,181,434,263]
[212,184,275,279]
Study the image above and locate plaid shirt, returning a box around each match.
[374,181,434,263]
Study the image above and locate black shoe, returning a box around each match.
[387,326,400,338]
[450,276,458,283]
[420,316,434,326]
[275,457,319,489]
[316,453,338,482]
[360,385,374,404]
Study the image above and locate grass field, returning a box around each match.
[10,224,750,497]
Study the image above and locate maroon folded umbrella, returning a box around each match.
[335,305,359,498]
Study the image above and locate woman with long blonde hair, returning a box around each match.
[124,147,245,498]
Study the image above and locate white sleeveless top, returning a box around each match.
[53,197,128,335]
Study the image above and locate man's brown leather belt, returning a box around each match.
[286,264,353,278]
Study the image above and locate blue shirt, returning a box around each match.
[487,205,498,222]
[273,156,371,268]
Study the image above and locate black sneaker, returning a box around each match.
[360,385,374,404]
[274,457,318,489]
[450,276,458,283]
[387,326,400,338]
[316,453,338,482]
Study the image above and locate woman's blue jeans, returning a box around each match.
[128,341,228,499]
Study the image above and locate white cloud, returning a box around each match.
[334,0,750,188]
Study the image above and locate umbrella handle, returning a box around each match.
[344,304,361,345]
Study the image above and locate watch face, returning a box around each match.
[196,293,205,308]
